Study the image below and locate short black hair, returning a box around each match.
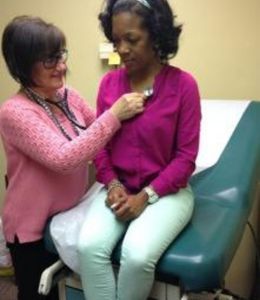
[1,15,66,87]
[99,0,182,62]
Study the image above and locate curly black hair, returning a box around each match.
[99,0,182,62]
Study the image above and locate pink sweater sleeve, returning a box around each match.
[0,100,121,174]
[66,87,96,127]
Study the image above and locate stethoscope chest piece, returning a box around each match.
[143,87,154,99]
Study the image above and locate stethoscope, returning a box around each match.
[45,88,88,130]
[44,87,154,130]
[143,87,153,98]
[49,87,154,125]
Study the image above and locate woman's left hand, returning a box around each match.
[114,190,148,221]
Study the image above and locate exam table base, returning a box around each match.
[56,274,239,300]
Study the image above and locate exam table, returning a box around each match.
[42,100,260,300]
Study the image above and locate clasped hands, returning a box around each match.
[106,183,148,222]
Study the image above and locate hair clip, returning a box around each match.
[136,0,152,10]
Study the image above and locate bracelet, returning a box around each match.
[107,180,124,193]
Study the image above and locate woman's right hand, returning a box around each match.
[109,93,146,121]
[107,186,128,208]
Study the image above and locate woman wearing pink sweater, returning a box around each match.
[0,15,145,300]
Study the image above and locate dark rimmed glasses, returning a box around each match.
[42,49,68,69]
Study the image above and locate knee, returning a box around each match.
[121,248,155,273]
[77,235,100,259]
[77,232,114,263]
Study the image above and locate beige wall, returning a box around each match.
[0,0,259,209]
[173,0,260,100]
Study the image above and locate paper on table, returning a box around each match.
[194,100,250,174]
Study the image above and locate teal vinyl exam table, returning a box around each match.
[41,100,260,300]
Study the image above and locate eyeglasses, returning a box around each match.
[42,49,68,69]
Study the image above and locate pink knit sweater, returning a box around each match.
[0,87,120,243]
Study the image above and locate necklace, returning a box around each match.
[23,87,81,141]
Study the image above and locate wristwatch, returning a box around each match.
[143,186,159,204]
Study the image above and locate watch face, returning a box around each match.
[144,187,159,204]
[148,194,159,204]
[148,196,157,204]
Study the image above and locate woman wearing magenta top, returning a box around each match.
[0,15,145,300]
[77,0,201,300]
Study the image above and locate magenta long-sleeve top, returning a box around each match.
[0,87,120,243]
[95,65,201,196]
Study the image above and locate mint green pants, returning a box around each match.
[77,186,194,300]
